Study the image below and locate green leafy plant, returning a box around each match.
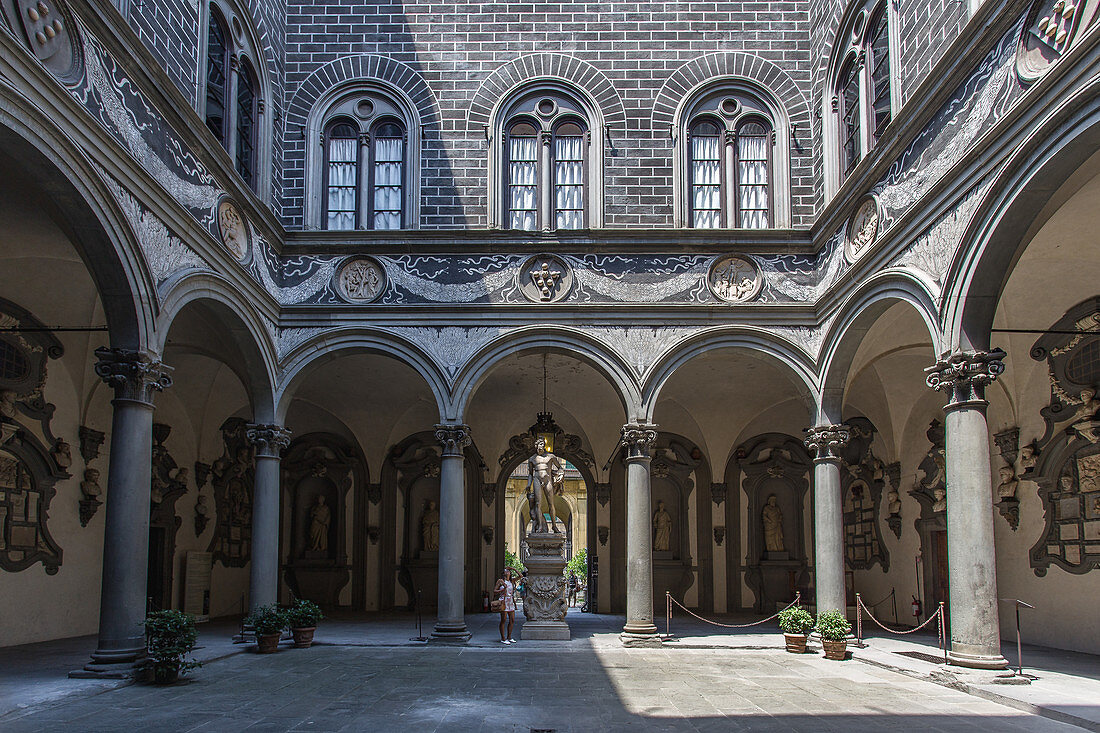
[777,606,815,635]
[815,610,852,641]
[286,599,324,629]
[564,548,588,580]
[144,610,201,678]
[504,542,526,575]
[246,604,287,636]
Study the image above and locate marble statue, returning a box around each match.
[52,439,72,470]
[887,487,902,516]
[0,389,17,420]
[1068,387,1100,443]
[80,468,102,499]
[1020,443,1037,472]
[932,486,947,513]
[996,465,1018,500]
[421,499,440,551]
[526,437,565,533]
[652,500,672,551]
[761,494,784,552]
[308,494,331,553]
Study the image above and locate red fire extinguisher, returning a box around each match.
[911,595,922,619]
[482,591,490,613]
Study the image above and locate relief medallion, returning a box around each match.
[216,199,251,263]
[707,255,761,303]
[845,195,880,263]
[336,257,386,303]
[518,254,573,303]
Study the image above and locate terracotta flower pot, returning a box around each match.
[291,627,316,649]
[256,632,281,654]
[822,638,848,660]
[153,666,180,684]
[783,633,808,653]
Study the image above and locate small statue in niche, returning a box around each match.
[761,494,785,552]
[1019,443,1038,473]
[80,468,102,500]
[887,487,902,516]
[420,499,440,552]
[0,389,17,420]
[996,465,1019,500]
[194,494,210,536]
[932,486,947,513]
[1066,387,1100,443]
[52,439,72,470]
[652,500,672,551]
[307,494,331,553]
[526,437,565,533]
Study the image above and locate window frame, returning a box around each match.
[203,7,231,148]
[365,117,408,231]
[321,117,362,231]
[733,116,774,229]
[551,117,589,231]
[234,57,259,188]
[687,117,726,229]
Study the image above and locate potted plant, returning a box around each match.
[246,604,286,654]
[777,606,815,653]
[816,609,852,661]
[144,609,201,684]
[286,599,324,648]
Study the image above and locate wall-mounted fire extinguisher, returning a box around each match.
[482,591,490,613]
[911,595,922,619]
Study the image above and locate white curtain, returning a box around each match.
[372,136,403,230]
[508,136,538,231]
[326,137,357,231]
[554,135,584,229]
[737,134,769,229]
[691,135,721,229]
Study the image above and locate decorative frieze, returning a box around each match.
[925,349,1006,408]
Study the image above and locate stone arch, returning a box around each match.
[286,55,440,130]
[275,328,451,424]
[817,272,942,424]
[156,272,278,422]
[642,328,820,424]
[943,77,1100,352]
[450,326,642,424]
[0,90,152,350]
[652,52,810,131]
[467,53,627,130]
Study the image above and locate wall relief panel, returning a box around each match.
[205,418,255,567]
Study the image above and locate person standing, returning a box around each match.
[494,568,518,644]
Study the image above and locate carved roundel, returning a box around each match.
[336,257,386,303]
[2,0,82,84]
[216,198,251,263]
[708,255,761,303]
[518,254,573,303]
[1017,0,1095,83]
[845,195,880,263]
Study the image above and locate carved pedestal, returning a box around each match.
[521,531,570,640]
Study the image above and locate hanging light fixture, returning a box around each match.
[531,352,557,452]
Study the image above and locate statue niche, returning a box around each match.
[838,417,890,572]
[392,433,443,610]
[205,417,255,567]
[738,433,811,613]
[282,434,361,608]
[148,423,189,611]
[647,437,698,611]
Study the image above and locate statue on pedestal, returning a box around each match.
[308,494,331,553]
[420,499,440,552]
[526,437,565,533]
[762,494,785,553]
[652,500,672,551]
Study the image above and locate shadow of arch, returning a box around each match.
[944,77,1100,351]
[157,272,278,422]
[817,272,941,423]
[0,90,152,349]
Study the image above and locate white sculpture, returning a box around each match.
[652,500,672,551]
[761,494,784,552]
[526,437,565,533]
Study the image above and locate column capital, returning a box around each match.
[925,348,1006,409]
[803,424,850,462]
[434,424,472,456]
[246,424,291,458]
[93,347,173,405]
[620,422,658,461]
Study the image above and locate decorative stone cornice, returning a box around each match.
[246,424,291,458]
[93,347,173,405]
[925,348,1006,409]
[620,423,658,461]
[803,424,850,462]
[434,424,472,456]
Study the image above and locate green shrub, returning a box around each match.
[564,548,588,580]
[144,610,201,677]
[815,610,852,641]
[246,604,287,636]
[504,542,526,575]
[777,606,815,635]
[286,599,324,628]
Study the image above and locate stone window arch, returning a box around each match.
[197,0,272,197]
[306,84,419,230]
[677,83,787,229]
[825,0,901,193]
[490,83,603,230]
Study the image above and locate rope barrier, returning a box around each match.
[664,590,801,634]
[856,593,949,663]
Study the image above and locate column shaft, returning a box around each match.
[249,455,281,610]
[813,459,845,614]
[432,425,471,641]
[620,423,659,645]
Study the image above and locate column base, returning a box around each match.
[947,649,1010,670]
[70,647,146,679]
[620,622,662,647]
[430,622,471,643]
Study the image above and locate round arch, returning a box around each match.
[156,272,279,422]
[817,272,942,423]
[275,328,451,424]
[944,78,1100,352]
[450,327,642,424]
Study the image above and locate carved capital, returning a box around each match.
[925,348,1006,409]
[93,347,173,405]
[434,424,472,456]
[803,424,850,462]
[620,422,658,461]
[246,424,291,458]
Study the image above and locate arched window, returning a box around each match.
[497,90,594,231]
[683,92,775,229]
[204,10,229,147]
[235,59,258,187]
[370,120,405,230]
[324,120,359,231]
[831,1,897,184]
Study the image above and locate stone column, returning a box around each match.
[804,424,850,616]
[620,422,660,646]
[926,349,1009,669]
[432,424,472,641]
[75,348,172,678]
[246,424,291,612]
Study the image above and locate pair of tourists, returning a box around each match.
[494,568,518,644]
